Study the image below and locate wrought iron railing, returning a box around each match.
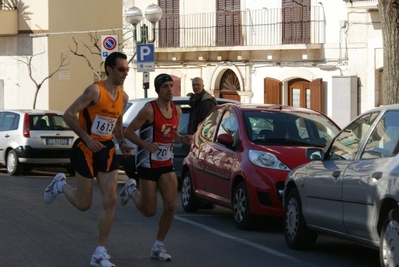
[152,6,326,48]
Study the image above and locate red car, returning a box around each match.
[181,103,340,229]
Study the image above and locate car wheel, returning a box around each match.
[181,172,200,212]
[6,150,22,176]
[380,208,399,267]
[233,182,253,230]
[284,188,317,249]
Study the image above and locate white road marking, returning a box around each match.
[174,215,316,267]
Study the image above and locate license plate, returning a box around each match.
[46,138,69,145]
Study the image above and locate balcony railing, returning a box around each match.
[152,6,326,49]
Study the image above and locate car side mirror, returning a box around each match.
[217,133,234,147]
[306,148,324,160]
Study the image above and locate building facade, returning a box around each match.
[0,0,382,128]
[0,0,123,111]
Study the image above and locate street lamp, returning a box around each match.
[125,4,163,98]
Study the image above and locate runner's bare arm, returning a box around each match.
[124,104,158,152]
[63,83,100,143]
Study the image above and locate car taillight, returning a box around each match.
[23,113,30,137]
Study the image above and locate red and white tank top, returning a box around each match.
[136,100,178,169]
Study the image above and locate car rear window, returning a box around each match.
[30,114,71,130]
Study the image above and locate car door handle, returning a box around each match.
[332,170,341,178]
[5,134,10,138]
[372,171,382,180]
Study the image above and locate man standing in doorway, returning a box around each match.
[187,77,217,135]
[44,52,132,267]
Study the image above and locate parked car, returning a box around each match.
[283,104,399,267]
[0,109,78,175]
[181,103,340,229]
[114,97,240,180]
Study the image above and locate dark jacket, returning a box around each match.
[188,90,217,134]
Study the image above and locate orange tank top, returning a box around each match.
[78,81,124,141]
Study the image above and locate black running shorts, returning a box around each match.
[70,138,119,178]
[137,165,175,181]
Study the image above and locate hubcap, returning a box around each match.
[285,198,299,241]
[382,220,399,266]
[7,153,16,173]
[181,176,191,206]
[233,188,246,223]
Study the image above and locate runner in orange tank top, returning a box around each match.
[43,52,133,267]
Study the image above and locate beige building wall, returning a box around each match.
[0,0,123,111]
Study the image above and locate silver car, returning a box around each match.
[284,104,399,267]
[0,109,78,175]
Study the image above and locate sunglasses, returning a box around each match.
[113,67,130,73]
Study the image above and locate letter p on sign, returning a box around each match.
[136,44,154,63]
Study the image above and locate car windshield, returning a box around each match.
[244,111,340,147]
[30,114,72,130]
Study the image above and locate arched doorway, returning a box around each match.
[219,69,241,102]
[288,78,323,112]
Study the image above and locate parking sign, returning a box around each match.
[101,35,119,61]
[136,44,155,72]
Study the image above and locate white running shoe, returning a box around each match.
[118,179,137,206]
[150,245,172,261]
[90,248,115,267]
[43,173,66,204]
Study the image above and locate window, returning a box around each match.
[361,111,399,159]
[201,109,222,141]
[0,112,18,131]
[327,112,380,160]
[158,0,180,47]
[216,0,242,46]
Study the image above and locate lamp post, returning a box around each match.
[125,4,163,98]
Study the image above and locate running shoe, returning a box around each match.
[90,248,115,267]
[43,173,66,204]
[119,179,137,206]
[151,245,172,261]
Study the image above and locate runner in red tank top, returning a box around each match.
[120,74,192,261]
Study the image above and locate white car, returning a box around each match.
[0,109,78,175]
[284,104,399,267]
[115,97,240,180]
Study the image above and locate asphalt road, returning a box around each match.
[0,168,380,267]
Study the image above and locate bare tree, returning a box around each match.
[379,0,399,104]
[12,51,69,109]
[68,31,135,81]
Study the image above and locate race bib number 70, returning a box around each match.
[91,115,117,136]
[151,143,173,161]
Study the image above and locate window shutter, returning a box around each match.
[264,78,282,105]
[310,78,323,112]
[158,0,179,48]
[282,0,310,44]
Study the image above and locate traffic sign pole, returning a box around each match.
[143,71,150,95]
[136,37,155,98]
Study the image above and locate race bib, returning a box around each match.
[91,115,117,136]
[151,143,173,161]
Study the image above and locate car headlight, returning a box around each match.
[248,149,290,171]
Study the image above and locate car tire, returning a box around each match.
[380,208,399,267]
[181,172,200,212]
[6,150,23,176]
[284,188,317,249]
[233,182,253,230]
